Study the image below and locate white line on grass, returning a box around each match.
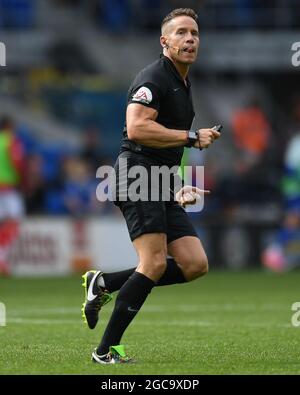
[6,317,294,328]
[8,303,290,316]
[7,318,80,325]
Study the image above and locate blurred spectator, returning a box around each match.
[214,100,275,208]
[0,116,25,275]
[22,154,46,214]
[262,111,300,272]
[61,156,103,216]
[232,100,270,165]
[16,124,38,156]
[282,98,300,210]
[80,127,103,173]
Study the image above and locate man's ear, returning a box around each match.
[160,35,168,48]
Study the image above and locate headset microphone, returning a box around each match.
[165,43,181,55]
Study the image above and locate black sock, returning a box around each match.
[102,259,186,293]
[156,258,187,285]
[97,271,155,355]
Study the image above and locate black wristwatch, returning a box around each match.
[185,129,201,149]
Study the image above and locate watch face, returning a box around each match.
[186,130,198,148]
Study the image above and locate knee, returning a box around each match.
[151,251,168,276]
[138,249,167,280]
[184,255,209,281]
[198,256,209,277]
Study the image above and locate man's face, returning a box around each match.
[161,16,200,65]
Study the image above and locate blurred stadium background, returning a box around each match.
[0,0,300,276]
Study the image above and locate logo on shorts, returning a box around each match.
[132,86,153,104]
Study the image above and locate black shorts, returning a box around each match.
[118,198,198,243]
[113,151,198,243]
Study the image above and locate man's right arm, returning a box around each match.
[126,103,187,148]
[126,103,220,149]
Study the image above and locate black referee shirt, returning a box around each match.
[120,55,195,167]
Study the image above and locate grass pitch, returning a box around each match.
[0,271,300,375]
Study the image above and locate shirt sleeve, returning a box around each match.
[128,82,162,111]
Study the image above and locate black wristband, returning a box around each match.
[185,129,201,149]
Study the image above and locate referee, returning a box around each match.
[82,8,221,364]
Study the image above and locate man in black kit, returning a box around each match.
[81,8,221,364]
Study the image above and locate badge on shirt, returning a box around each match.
[132,86,153,104]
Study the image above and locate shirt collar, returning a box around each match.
[161,55,191,88]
